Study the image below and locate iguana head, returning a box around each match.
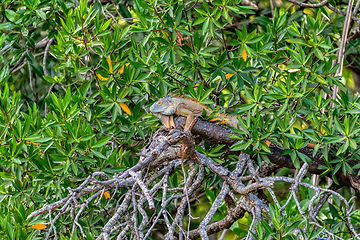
[150,96,176,129]
[150,96,176,116]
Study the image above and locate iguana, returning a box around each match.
[150,95,240,131]
[150,95,316,149]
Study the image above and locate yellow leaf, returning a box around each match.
[107,56,113,73]
[97,74,109,82]
[29,224,47,230]
[119,103,132,115]
[225,74,233,79]
[118,63,130,74]
[217,118,229,125]
[129,10,139,22]
[26,141,40,145]
[278,64,286,70]
[104,191,110,199]
[209,117,221,122]
[241,47,247,62]
[161,30,170,39]
[118,65,125,74]
[303,8,314,16]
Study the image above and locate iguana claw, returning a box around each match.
[160,114,175,129]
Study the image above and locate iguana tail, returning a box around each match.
[211,113,241,129]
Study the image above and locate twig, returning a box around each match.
[43,38,54,76]
[26,47,35,101]
[332,0,354,106]
[326,3,360,21]
[353,0,360,15]
[129,170,155,210]
[286,0,328,8]
[270,0,275,17]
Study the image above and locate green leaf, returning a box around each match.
[100,19,112,31]
[222,8,232,24]
[63,159,70,174]
[5,10,15,22]
[286,38,311,47]
[92,136,112,148]
[283,219,303,237]
[202,19,210,36]
[0,33,5,47]
[0,23,14,30]
[36,10,46,20]
[79,134,95,141]
[118,4,132,19]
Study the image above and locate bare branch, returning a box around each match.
[43,38,54,76]
[286,0,328,8]
[332,0,355,104]
[28,120,360,239]
[129,170,155,210]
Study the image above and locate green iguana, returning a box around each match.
[150,95,240,131]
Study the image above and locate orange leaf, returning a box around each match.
[104,191,110,199]
[119,103,132,115]
[118,63,130,74]
[217,118,230,125]
[118,65,125,74]
[161,30,170,40]
[209,117,221,122]
[97,74,109,82]
[241,47,247,62]
[29,224,47,230]
[307,143,316,149]
[225,74,233,79]
[107,56,113,73]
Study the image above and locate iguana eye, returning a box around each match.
[157,101,162,105]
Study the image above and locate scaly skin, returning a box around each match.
[150,96,240,131]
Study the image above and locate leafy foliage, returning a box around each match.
[0,0,360,238]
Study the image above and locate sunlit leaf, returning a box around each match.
[104,191,110,199]
[119,102,132,115]
[29,224,47,230]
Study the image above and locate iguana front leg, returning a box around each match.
[176,107,196,132]
[160,114,175,129]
